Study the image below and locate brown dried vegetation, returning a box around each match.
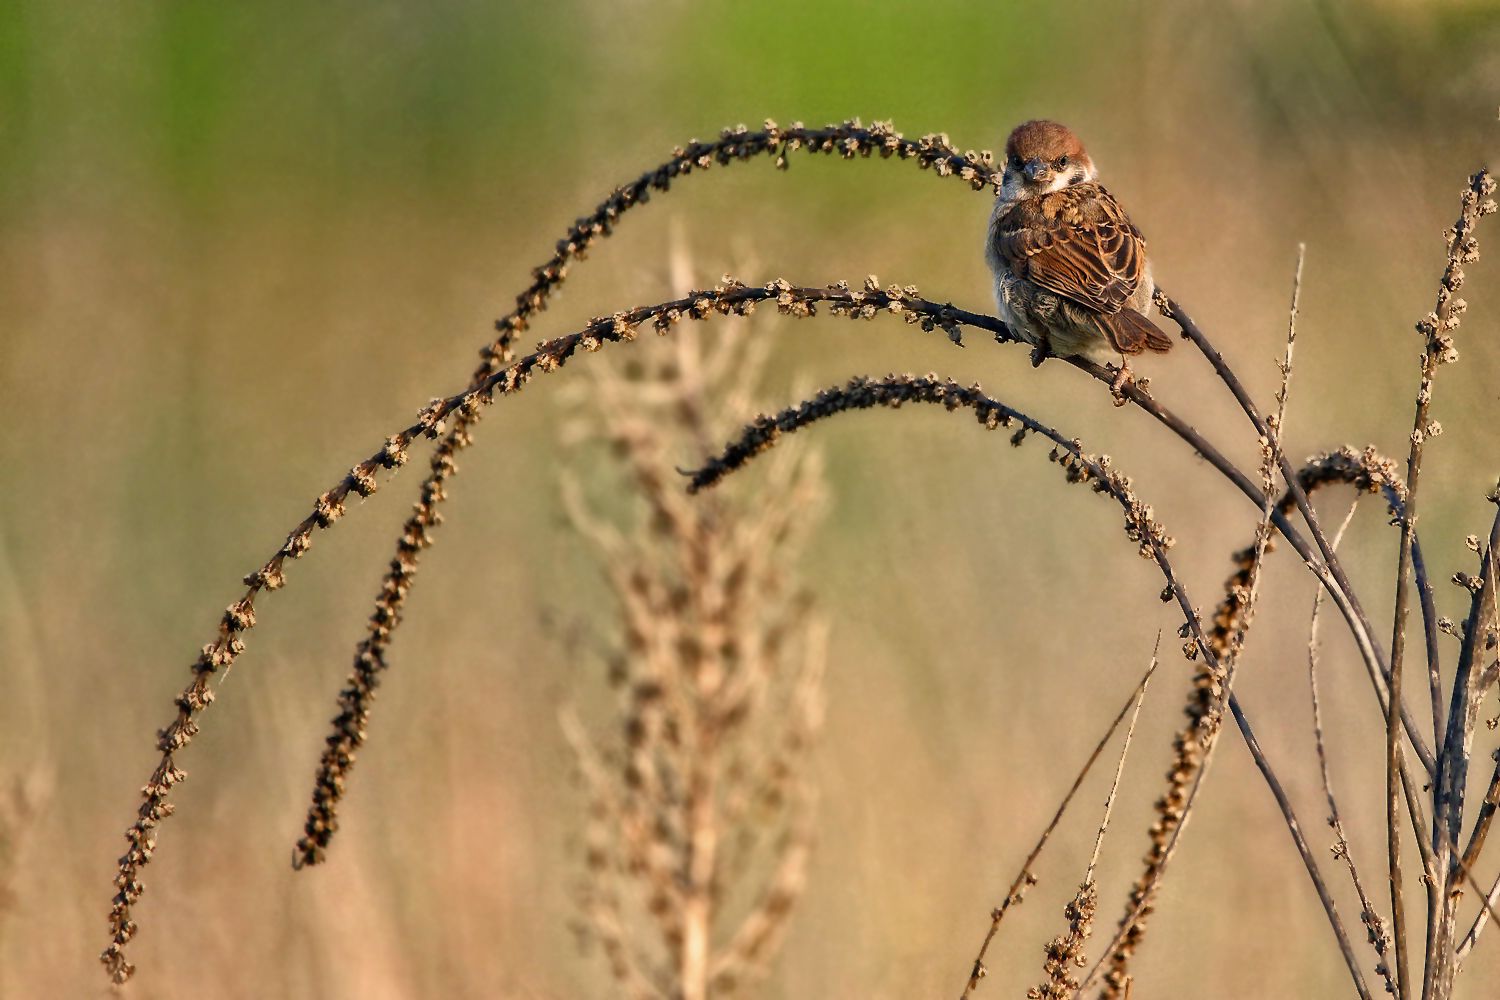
[556,308,826,999]
[98,118,1500,1000]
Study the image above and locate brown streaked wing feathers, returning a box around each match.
[994,184,1147,316]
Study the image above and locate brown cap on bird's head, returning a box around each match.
[1005,120,1089,164]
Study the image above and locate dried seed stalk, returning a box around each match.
[689,373,1372,998]
[558,319,826,998]
[103,276,1011,983]
[298,120,1000,866]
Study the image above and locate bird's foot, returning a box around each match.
[1108,362,1133,406]
[1029,335,1053,369]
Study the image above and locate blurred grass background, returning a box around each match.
[3,0,1500,996]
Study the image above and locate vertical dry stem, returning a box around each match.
[959,652,1159,998]
[1310,500,1397,994]
[1405,168,1495,1000]
[559,307,827,998]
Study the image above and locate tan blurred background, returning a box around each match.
[3,1,1500,996]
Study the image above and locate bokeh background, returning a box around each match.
[3,1,1500,997]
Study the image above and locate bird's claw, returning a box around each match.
[1108,363,1133,406]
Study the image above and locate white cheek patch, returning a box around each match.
[1046,166,1096,192]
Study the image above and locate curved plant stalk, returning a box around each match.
[96,97,1492,989]
[1096,250,1308,997]
[294,120,999,866]
[1311,500,1398,996]
[686,372,1373,1000]
[303,119,1443,877]
[101,261,1419,984]
[103,276,1052,984]
[1102,445,1433,996]
[283,129,1453,1000]
[1161,293,1438,779]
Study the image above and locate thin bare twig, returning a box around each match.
[1311,499,1397,994]
[1457,872,1500,963]
[1160,293,1438,780]
[1088,636,1158,882]
[1437,511,1500,977]
[957,645,1159,998]
[1031,654,1151,1000]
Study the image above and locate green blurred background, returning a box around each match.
[3,1,1500,996]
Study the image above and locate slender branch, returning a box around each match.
[1031,656,1152,1000]
[1457,870,1500,962]
[1088,638,1156,882]
[1311,500,1398,995]
[1160,294,1438,780]
[1459,517,1500,874]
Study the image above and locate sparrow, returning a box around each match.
[984,120,1171,393]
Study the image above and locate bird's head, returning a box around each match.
[999,120,1097,201]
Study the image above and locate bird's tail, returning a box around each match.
[1094,308,1173,355]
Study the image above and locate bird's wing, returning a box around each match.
[992,184,1146,316]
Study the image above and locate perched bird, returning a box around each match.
[984,120,1171,391]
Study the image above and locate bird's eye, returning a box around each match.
[1056,155,1069,168]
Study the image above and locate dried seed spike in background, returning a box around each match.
[554,271,827,997]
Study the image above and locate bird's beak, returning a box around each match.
[1023,158,1051,184]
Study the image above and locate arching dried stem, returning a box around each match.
[297,120,1000,867]
[106,274,1068,983]
[1101,445,1417,996]
[688,372,1372,1000]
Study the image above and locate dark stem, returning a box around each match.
[1431,509,1500,987]
[1161,295,1438,778]
[687,374,1373,1000]
[1226,694,1375,1000]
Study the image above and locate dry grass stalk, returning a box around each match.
[1161,292,1438,781]
[107,119,1434,981]
[1310,500,1398,994]
[1408,168,1497,1000]
[555,288,827,999]
[97,106,1496,996]
[1098,246,1304,997]
[1026,640,1154,1000]
[958,649,1159,997]
[1094,442,1440,998]
[1031,882,1098,1000]
[689,372,1371,995]
[296,120,999,866]
[292,330,516,869]
[103,275,999,983]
